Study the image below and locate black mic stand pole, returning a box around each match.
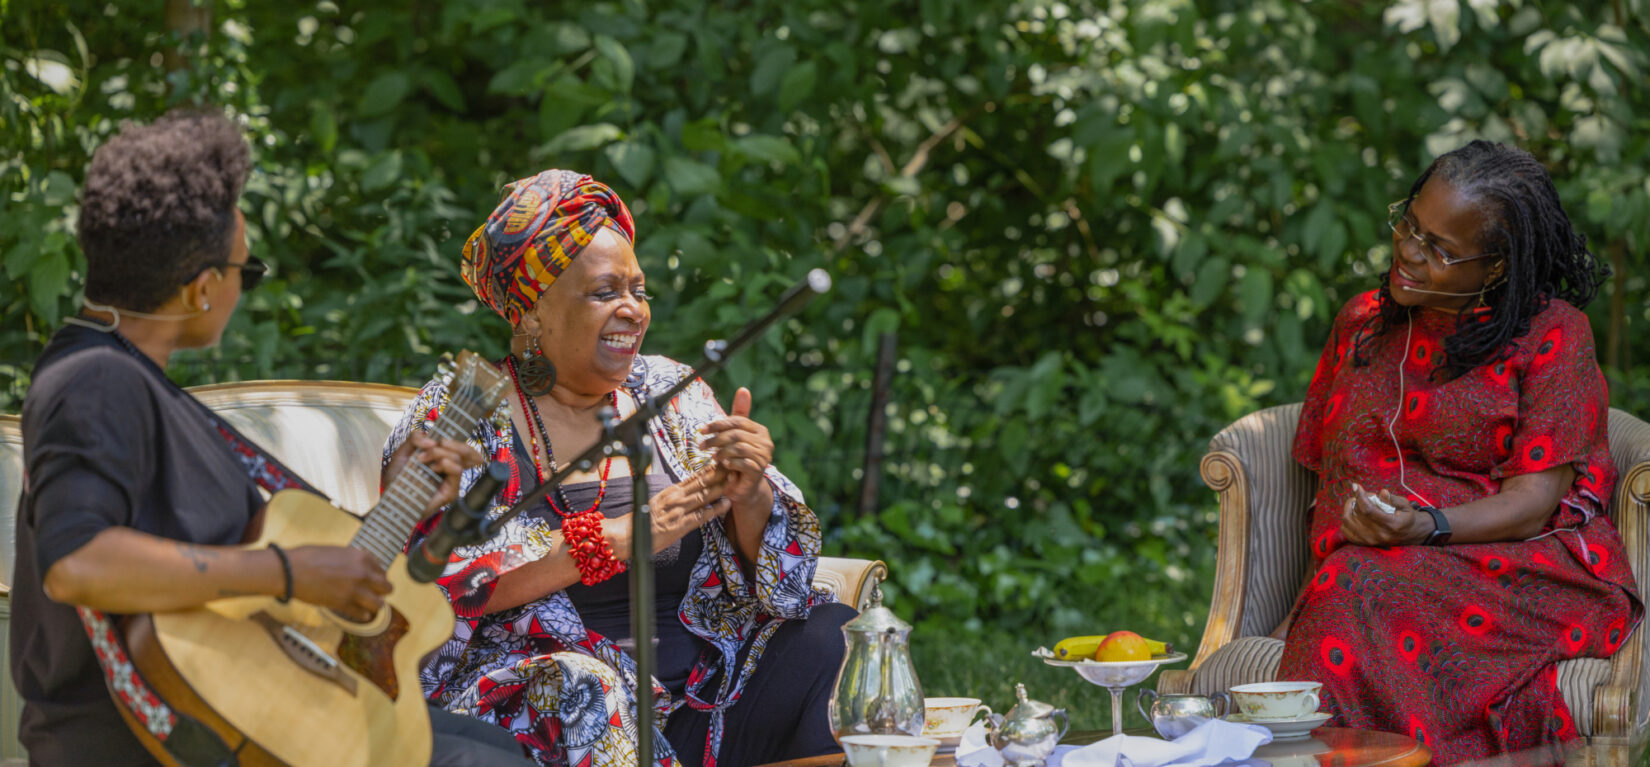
[479,268,831,761]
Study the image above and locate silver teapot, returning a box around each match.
[1136,689,1230,739]
[828,589,925,739]
[984,683,1069,767]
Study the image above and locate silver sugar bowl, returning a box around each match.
[984,683,1069,767]
[1135,689,1229,739]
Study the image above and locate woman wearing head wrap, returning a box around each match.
[382,170,852,767]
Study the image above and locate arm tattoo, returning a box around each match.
[176,543,218,574]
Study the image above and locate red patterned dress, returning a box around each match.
[1279,291,1642,763]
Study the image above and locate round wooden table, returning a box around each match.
[755,727,1431,766]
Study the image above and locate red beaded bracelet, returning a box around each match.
[563,510,626,585]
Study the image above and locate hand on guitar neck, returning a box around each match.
[43,433,482,621]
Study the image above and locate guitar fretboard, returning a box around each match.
[350,362,503,572]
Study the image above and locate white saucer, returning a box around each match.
[1225,712,1331,742]
[929,733,962,753]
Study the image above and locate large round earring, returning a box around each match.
[517,335,556,397]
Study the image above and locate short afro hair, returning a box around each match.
[78,108,252,311]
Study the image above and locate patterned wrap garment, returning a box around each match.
[383,355,831,767]
[1279,290,1643,763]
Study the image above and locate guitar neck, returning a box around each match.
[351,355,506,571]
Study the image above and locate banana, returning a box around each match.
[1052,634,1172,659]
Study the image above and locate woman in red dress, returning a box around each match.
[1277,141,1642,764]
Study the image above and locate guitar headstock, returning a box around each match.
[427,351,509,444]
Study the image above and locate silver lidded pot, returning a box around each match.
[984,683,1069,767]
[1136,689,1230,739]
[827,588,925,740]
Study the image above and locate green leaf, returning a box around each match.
[605,141,656,188]
[731,135,801,165]
[490,60,547,96]
[862,307,900,355]
[750,46,797,96]
[4,234,40,276]
[28,251,70,322]
[421,70,467,112]
[1319,222,1348,271]
[361,151,404,192]
[681,118,726,152]
[1302,202,1333,254]
[310,105,338,154]
[359,72,412,116]
[1189,258,1229,308]
[1172,230,1207,280]
[647,32,690,70]
[42,171,75,207]
[1238,269,1273,324]
[999,420,1030,475]
[540,123,624,155]
[663,156,721,196]
[594,36,634,93]
[778,61,818,113]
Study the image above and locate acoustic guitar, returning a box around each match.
[117,352,507,766]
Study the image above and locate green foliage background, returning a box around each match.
[6,0,1650,732]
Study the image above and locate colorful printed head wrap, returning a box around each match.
[460,169,635,325]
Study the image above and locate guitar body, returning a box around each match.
[128,488,455,767]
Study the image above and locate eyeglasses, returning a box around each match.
[1386,200,1497,267]
[198,255,269,291]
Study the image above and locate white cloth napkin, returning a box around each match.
[1059,719,1274,767]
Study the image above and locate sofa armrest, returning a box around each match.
[1164,404,1316,695]
[1593,445,1649,740]
[814,557,887,612]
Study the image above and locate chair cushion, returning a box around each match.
[1188,637,1610,736]
[1187,636,1284,698]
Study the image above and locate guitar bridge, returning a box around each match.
[251,611,358,695]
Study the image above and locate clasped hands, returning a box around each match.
[648,387,775,550]
[1340,482,1436,547]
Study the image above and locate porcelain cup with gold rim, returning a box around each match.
[840,734,940,767]
[1227,681,1322,721]
[922,697,992,741]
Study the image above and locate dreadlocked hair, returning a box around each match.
[1353,140,1608,381]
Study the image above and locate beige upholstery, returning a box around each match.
[0,416,19,761]
[0,381,884,759]
[1160,404,1650,746]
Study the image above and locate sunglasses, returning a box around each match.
[197,255,269,292]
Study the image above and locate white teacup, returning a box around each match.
[1228,681,1323,721]
[840,734,941,767]
[921,697,993,740]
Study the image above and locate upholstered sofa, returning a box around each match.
[1158,403,1649,753]
[0,380,887,761]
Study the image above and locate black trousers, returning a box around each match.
[665,602,857,767]
[429,704,535,767]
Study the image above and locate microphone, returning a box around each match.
[407,460,510,583]
[1395,285,1481,297]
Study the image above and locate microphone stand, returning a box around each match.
[476,268,831,761]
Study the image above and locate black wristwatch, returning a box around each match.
[1417,505,1452,546]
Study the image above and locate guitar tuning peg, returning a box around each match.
[436,352,456,378]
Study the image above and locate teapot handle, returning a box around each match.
[982,712,1005,748]
[1136,688,1158,722]
[1051,708,1070,741]
[1209,692,1231,719]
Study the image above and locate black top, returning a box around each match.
[11,325,263,766]
[508,434,705,694]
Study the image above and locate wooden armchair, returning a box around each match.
[0,380,885,761]
[1156,404,1648,749]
